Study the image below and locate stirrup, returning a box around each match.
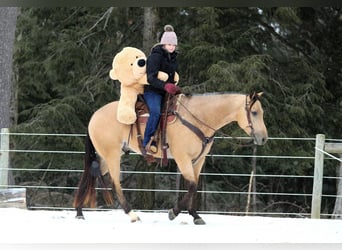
[140,144,156,164]
[146,137,158,154]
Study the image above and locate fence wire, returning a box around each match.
[1,132,342,218]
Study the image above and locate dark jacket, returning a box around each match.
[144,44,178,95]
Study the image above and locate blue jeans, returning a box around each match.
[143,91,164,147]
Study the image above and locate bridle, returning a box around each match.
[245,93,259,140]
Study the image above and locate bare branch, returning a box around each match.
[89,7,114,32]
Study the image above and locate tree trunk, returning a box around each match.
[0,7,18,129]
[142,7,158,55]
[332,154,342,219]
[135,8,159,210]
[135,160,156,210]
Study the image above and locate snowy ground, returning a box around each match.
[1,208,342,244]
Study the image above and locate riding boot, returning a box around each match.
[139,145,156,164]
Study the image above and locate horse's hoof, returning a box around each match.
[168,208,177,221]
[128,211,141,223]
[194,217,206,225]
[75,215,85,220]
[131,217,141,223]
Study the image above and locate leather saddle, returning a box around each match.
[134,94,183,165]
[135,94,181,124]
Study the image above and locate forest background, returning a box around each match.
[1,7,341,217]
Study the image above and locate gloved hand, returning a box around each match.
[164,83,181,95]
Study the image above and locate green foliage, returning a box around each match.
[11,7,341,213]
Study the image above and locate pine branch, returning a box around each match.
[257,19,318,64]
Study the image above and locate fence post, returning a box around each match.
[311,134,325,219]
[0,128,10,189]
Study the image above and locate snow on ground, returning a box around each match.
[1,208,342,244]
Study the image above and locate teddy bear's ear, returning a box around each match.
[109,69,118,80]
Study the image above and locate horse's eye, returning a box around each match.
[252,111,258,116]
[130,63,133,66]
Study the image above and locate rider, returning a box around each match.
[143,24,181,154]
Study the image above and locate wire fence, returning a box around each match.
[1,131,342,218]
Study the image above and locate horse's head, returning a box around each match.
[237,92,268,145]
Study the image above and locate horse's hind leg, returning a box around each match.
[105,153,140,223]
[114,178,140,222]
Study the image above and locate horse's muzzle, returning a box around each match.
[253,133,268,146]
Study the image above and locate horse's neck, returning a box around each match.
[182,93,244,132]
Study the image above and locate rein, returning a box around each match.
[174,93,258,158]
[213,94,257,148]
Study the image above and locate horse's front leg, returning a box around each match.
[169,155,207,225]
[168,181,205,225]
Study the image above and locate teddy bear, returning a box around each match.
[109,47,179,125]
[109,47,147,124]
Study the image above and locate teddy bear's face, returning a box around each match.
[109,47,147,86]
[132,56,146,80]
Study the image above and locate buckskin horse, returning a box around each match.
[73,92,268,225]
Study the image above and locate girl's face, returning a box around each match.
[164,44,176,53]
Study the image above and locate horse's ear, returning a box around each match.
[257,92,264,97]
[248,92,261,107]
[249,92,258,101]
[250,92,263,100]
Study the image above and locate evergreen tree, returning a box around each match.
[11,7,342,214]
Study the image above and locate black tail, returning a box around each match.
[73,132,114,217]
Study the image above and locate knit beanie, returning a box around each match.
[160,25,178,45]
